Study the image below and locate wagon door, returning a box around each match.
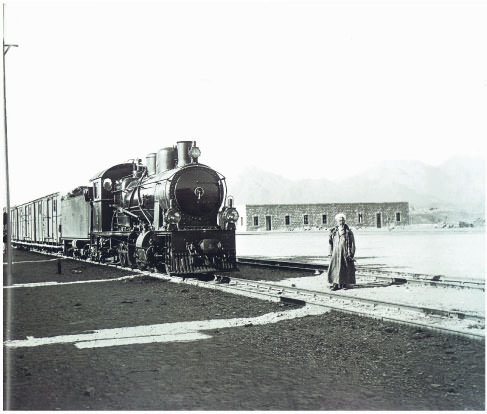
[46,197,55,242]
[33,203,37,242]
[27,204,33,241]
[37,201,43,243]
[22,206,27,240]
[53,196,61,243]
[41,199,48,241]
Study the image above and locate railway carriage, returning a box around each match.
[9,141,239,277]
[10,193,62,250]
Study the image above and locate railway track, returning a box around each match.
[7,248,485,340]
[143,271,485,340]
[236,257,485,291]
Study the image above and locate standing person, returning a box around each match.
[327,213,356,291]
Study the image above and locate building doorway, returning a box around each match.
[376,213,382,228]
[266,216,272,231]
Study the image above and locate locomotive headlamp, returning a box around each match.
[189,146,201,160]
[223,208,239,223]
[165,209,181,224]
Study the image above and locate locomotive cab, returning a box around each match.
[90,162,135,233]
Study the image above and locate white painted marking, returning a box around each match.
[2,258,61,265]
[4,274,140,289]
[5,305,330,349]
[76,333,213,349]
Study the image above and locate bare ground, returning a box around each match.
[3,249,485,410]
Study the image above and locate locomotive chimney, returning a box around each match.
[156,147,177,174]
[146,153,156,176]
[176,141,192,168]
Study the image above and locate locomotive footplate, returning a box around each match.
[161,229,237,275]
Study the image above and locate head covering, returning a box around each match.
[335,213,346,222]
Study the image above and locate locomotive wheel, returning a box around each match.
[126,247,136,268]
[119,242,136,268]
[118,244,128,267]
[137,254,147,271]
[127,256,136,268]
[120,252,128,267]
[154,261,168,274]
[213,274,230,284]
[199,273,215,282]
[81,245,90,260]
[127,232,138,268]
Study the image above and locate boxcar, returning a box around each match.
[10,193,62,250]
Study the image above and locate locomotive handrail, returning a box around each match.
[136,172,153,224]
[222,177,228,207]
[118,207,139,218]
[136,170,150,220]
[209,167,229,208]
[126,171,152,226]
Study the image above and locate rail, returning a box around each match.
[7,247,485,340]
[145,271,485,341]
[236,257,485,291]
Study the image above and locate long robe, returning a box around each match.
[327,225,356,285]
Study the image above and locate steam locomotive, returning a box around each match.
[9,141,239,276]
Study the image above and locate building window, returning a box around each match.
[253,216,259,226]
[303,215,308,225]
[240,217,243,226]
[396,212,401,222]
[285,215,290,225]
[322,214,327,225]
[94,182,99,200]
[358,213,363,224]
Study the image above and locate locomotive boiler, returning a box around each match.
[10,140,239,277]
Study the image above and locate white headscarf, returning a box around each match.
[335,213,346,222]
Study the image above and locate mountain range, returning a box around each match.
[227,156,485,218]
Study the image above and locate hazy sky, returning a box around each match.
[2,0,486,205]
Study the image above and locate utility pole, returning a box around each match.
[3,6,17,409]
[3,3,18,281]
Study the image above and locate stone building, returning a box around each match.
[237,202,409,231]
